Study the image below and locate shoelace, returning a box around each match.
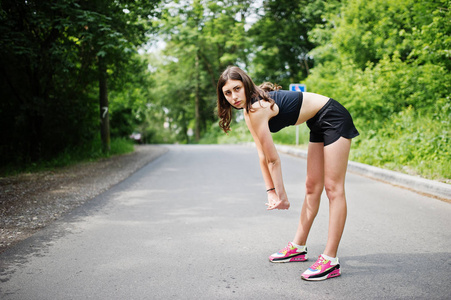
[310,256,326,270]
[281,243,294,254]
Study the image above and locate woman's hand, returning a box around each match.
[265,191,290,210]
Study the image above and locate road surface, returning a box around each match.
[1,145,450,299]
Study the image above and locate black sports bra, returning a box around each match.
[252,90,303,132]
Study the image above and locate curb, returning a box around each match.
[275,145,451,202]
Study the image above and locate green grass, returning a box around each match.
[350,107,450,182]
[0,137,135,177]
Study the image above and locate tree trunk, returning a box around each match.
[98,56,110,153]
[194,52,200,142]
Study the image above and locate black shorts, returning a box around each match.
[306,99,359,146]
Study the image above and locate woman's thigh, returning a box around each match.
[324,137,351,188]
[306,142,325,193]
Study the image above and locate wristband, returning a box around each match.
[266,188,275,192]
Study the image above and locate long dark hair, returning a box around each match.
[216,66,277,133]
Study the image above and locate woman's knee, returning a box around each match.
[305,176,324,196]
[324,180,345,201]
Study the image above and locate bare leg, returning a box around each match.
[293,142,325,246]
[323,137,351,257]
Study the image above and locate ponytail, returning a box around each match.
[259,82,282,92]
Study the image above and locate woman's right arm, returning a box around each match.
[244,114,273,186]
[244,113,287,209]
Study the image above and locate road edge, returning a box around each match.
[274,144,451,203]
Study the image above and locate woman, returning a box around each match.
[216,66,359,281]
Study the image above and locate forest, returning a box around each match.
[0,0,449,182]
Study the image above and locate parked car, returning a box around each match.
[129,132,142,144]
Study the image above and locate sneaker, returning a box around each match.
[301,255,341,281]
[269,242,308,263]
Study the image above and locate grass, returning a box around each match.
[350,108,450,183]
[0,137,136,177]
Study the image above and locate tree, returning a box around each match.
[74,0,161,152]
[0,0,161,167]
[151,0,252,142]
[248,0,326,87]
[0,0,96,164]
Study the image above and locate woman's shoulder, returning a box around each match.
[248,99,279,120]
[251,98,272,107]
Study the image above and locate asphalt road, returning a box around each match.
[1,145,450,299]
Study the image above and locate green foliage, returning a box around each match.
[148,0,253,143]
[109,54,156,140]
[200,118,253,144]
[271,125,310,146]
[0,0,161,168]
[249,0,326,86]
[305,0,450,181]
[306,54,450,129]
[0,137,135,177]
[351,107,450,180]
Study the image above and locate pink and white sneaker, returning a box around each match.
[301,255,341,281]
[269,242,308,263]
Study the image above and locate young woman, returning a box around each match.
[217,66,359,281]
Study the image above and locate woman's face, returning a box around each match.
[222,79,246,109]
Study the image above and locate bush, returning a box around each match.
[200,120,253,144]
[271,125,310,146]
[0,137,136,177]
[351,106,450,181]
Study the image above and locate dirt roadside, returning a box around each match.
[0,145,168,254]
